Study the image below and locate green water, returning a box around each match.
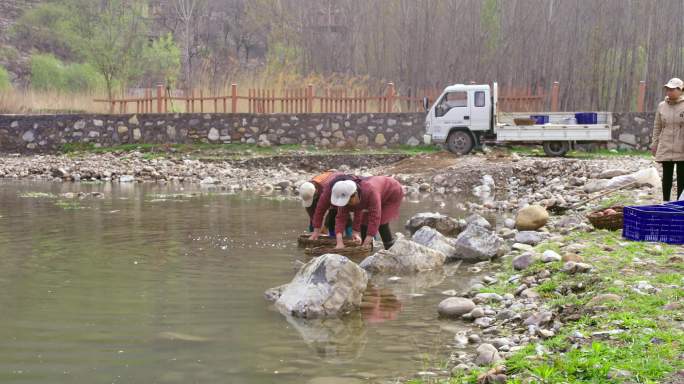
[0,180,486,383]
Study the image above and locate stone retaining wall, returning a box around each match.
[0,112,655,153]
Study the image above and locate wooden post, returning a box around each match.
[157,84,164,113]
[551,81,560,112]
[231,84,238,113]
[637,81,646,112]
[307,84,314,113]
[199,90,204,113]
[387,83,396,113]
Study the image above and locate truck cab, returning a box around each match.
[424,83,494,154]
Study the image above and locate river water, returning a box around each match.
[0,180,491,384]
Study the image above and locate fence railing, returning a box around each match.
[94,82,560,114]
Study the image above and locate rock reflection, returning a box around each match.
[285,312,367,364]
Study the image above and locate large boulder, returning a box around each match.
[266,254,368,318]
[359,235,446,274]
[452,224,503,261]
[405,212,464,236]
[411,226,458,260]
[515,205,549,231]
[437,297,476,318]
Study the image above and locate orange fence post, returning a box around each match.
[387,83,395,113]
[307,84,314,113]
[157,84,164,113]
[637,81,646,112]
[551,81,560,112]
[231,84,238,113]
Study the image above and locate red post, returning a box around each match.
[200,90,204,113]
[637,81,646,112]
[551,81,560,112]
[231,84,237,113]
[156,84,164,113]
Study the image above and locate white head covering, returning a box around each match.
[298,182,316,208]
[664,78,684,90]
[331,180,357,207]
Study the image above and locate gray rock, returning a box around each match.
[474,293,504,304]
[360,236,446,274]
[475,343,502,366]
[562,261,593,274]
[468,334,481,344]
[523,311,553,327]
[22,131,35,142]
[515,231,544,245]
[541,250,562,263]
[512,243,534,252]
[469,307,485,318]
[474,317,495,328]
[272,254,368,318]
[504,218,516,229]
[452,225,503,261]
[119,175,135,183]
[405,212,463,236]
[465,213,491,229]
[411,226,457,260]
[438,297,476,318]
[512,253,539,270]
[520,288,540,299]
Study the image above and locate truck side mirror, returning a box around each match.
[422,97,429,112]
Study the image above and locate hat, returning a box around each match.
[664,78,684,90]
[298,182,316,208]
[331,180,357,207]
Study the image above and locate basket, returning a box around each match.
[587,206,624,231]
[297,234,357,248]
[513,117,535,126]
[304,243,373,259]
[622,205,684,244]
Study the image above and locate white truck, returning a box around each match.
[422,83,612,156]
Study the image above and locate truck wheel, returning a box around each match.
[446,131,474,155]
[542,141,570,157]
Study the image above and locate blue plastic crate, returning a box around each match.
[575,112,598,124]
[622,205,684,244]
[664,200,684,209]
[530,115,549,124]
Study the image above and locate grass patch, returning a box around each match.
[408,229,684,384]
[58,142,442,158]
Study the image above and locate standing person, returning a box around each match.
[330,176,404,250]
[299,172,353,238]
[652,78,684,201]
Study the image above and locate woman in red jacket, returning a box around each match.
[331,176,404,250]
[302,172,354,239]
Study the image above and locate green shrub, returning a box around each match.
[30,53,103,92]
[30,53,66,91]
[0,66,11,91]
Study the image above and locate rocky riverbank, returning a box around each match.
[0,149,660,209]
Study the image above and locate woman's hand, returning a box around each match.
[334,240,346,249]
[309,228,321,240]
[362,237,373,247]
[351,231,362,244]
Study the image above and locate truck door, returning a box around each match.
[470,89,490,132]
[433,91,470,139]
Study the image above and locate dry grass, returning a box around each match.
[0,89,109,114]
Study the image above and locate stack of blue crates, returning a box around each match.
[622,200,684,244]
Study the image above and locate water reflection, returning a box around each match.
[285,313,367,364]
[360,287,402,324]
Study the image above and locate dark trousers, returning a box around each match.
[662,161,684,201]
[360,223,395,250]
